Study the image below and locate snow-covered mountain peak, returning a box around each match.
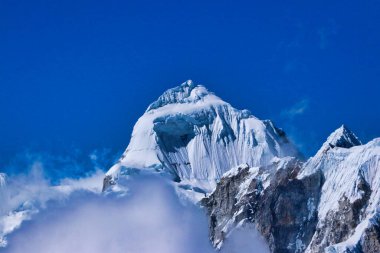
[321,124,361,151]
[104,80,300,199]
[299,125,363,178]
[146,80,214,112]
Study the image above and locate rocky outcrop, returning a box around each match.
[201,159,324,253]
[360,217,380,253]
[202,129,380,253]
[308,173,372,253]
[324,215,380,253]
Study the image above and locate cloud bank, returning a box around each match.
[0,153,270,253]
[3,176,215,253]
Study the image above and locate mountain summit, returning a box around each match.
[321,124,362,151]
[146,80,210,111]
[103,81,300,198]
[300,125,363,177]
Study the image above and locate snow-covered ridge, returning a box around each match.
[104,80,300,196]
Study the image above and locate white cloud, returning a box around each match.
[221,224,270,253]
[282,99,309,119]
[0,162,105,247]
[3,176,216,253]
[0,154,271,253]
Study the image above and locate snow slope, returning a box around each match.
[301,126,377,218]
[104,80,300,197]
[299,126,380,252]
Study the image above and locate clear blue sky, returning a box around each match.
[1,0,379,169]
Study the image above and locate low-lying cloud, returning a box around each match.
[3,176,215,253]
[1,153,270,253]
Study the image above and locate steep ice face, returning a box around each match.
[105,80,300,194]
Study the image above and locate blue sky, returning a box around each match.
[1,0,379,168]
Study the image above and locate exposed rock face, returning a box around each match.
[308,175,372,253]
[102,175,116,192]
[202,127,380,253]
[324,215,380,253]
[202,160,324,253]
[360,217,380,253]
